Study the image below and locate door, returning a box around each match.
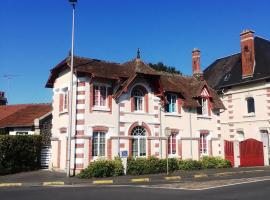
[224,140,234,167]
[261,131,269,166]
[239,139,264,167]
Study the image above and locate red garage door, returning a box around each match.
[224,140,234,167]
[240,139,264,167]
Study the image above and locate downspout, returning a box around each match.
[189,108,193,159]
[117,99,120,156]
[159,102,163,158]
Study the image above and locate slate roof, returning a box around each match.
[46,56,224,110]
[0,104,51,128]
[204,36,270,90]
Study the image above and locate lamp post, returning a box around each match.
[67,0,77,177]
[165,127,171,175]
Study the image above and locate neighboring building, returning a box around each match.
[204,30,270,166]
[0,91,7,105]
[0,104,52,137]
[46,52,224,173]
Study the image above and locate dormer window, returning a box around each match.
[166,94,177,113]
[131,85,148,112]
[93,85,108,108]
[197,97,208,116]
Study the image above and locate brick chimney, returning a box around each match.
[192,48,202,76]
[0,91,7,105]
[240,30,255,78]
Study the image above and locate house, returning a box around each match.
[46,51,224,173]
[204,30,270,167]
[0,91,7,105]
[0,103,52,136]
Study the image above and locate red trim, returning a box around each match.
[60,127,67,133]
[200,130,209,135]
[76,109,85,113]
[108,87,112,114]
[120,143,125,148]
[128,122,151,136]
[145,93,149,113]
[76,130,84,136]
[77,99,85,104]
[77,91,85,95]
[89,83,94,112]
[178,139,182,158]
[177,96,182,114]
[107,139,112,160]
[76,143,84,148]
[76,120,85,125]
[57,140,61,168]
[119,131,125,136]
[88,138,92,163]
[147,139,151,157]
[155,143,159,148]
[119,122,125,127]
[129,139,132,157]
[75,164,84,169]
[131,96,134,112]
[75,153,84,158]
[59,94,63,112]
[78,82,86,86]
[171,129,179,133]
[92,126,109,132]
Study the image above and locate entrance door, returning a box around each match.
[261,130,269,166]
[224,140,234,167]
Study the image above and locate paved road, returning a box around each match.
[1,180,270,200]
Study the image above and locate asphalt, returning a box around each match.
[0,166,270,187]
[0,179,270,200]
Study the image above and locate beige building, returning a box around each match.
[46,51,224,173]
[204,30,270,166]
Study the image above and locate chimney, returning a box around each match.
[0,91,7,105]
[240,30,255,78]
[192,48,202,76]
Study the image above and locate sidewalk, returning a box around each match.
[0,166,270,187]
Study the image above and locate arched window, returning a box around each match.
[131,86,146,111]
[246,97,255,113]
[131,126,146,157]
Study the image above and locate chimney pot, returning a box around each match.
[192,48,201,76]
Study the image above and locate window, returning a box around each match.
[168,133,177,155]
[92,132,106,157]
[63,91,68,111]
[16,132,28,135]
[94,85,108,107]
[246,97,255,113]
[200,133,208,155]
[131,126,146,157]
[131,86,146,112]
[166,94,177,113]
[197,98,208,115]
[59,89,68,113]
[237,131,245,142]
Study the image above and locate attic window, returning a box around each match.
[224,73,231,81]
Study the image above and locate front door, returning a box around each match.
[261,130,269,166]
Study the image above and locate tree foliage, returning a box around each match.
[149,62,182,75]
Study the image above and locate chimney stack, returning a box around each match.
[0,91,7,105]
[240,30,255,78]
[192,48,202,76]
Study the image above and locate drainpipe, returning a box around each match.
[189,109,193,159]
[117,100,120,156]
[159,102,163,158]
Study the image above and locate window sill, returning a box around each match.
[197,115,212,119]
[92,107,110,112]
[59,111,68,115]
[165,113,182,117]
[243,113,255,118]
[168,154,177,158]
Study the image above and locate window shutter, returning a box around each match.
[108,87,113,113]
[131,96,134,112]
[145,93,149,113]
[67,91,69,112]
[177,96,182,114]
[59,94,63,112]
[208,99,212,116]
[89,83,93,112]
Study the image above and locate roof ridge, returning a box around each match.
[0,103,51,107]
[255,35,270,43]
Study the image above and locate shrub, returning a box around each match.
[78,157,124,178]
[178,159,202,170]
[0,135,42,175]
[201,156,231,169]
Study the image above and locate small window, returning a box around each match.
[200,133,208,155]
[168,133,177,155]
[63,91,68,111]
[92,132,106,157]
[166,94,177,113]
[246,97,255,113]
[131,86,146,112]
[197,98,208,116]
[93,85,108,107]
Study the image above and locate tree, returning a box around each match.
[148,62,182,75]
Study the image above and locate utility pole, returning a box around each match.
[67,0,77,177]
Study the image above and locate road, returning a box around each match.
[1,179,270,200]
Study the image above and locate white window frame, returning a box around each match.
[200,133,208,156]
[166,93,177,113]
[168,133,177,155]
[132,88,145,112]
[93,84,108,108]
[92,131,106,158]
[198,98,208,116]
[63,91,68,112]
[131,126,147,157]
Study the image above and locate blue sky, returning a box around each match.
[1,0,270,104]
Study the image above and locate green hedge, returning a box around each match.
[0,135,42,175]
[78,157,124,178]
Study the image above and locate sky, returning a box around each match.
[0,0,270,104]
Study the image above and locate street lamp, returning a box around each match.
[67,0,77,177]
[165,127,171,175]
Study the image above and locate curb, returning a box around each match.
[43,181,65,186]
[130,178,150,183]
[0,183,22,187]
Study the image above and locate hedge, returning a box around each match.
[0,135,42,175]
[78,157,124,178]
